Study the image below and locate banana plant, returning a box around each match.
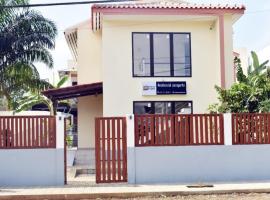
[16,76,69,116]
[248,51,269,76]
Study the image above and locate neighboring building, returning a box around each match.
[44,0,245,159]
[58,60,78,87]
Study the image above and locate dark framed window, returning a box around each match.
[132,32,191,77]
[133,101,193,115]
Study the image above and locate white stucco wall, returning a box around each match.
[131,145,270,184]
[77,95,103,148]
[101,15,234,116]
[223,14,234,88]
[76,22,103,149]
[77,25,102,84]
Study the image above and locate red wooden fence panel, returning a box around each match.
[95,117,127,183]
[135,114,224,146]
[0,116,56,149]
[232,113,270,145]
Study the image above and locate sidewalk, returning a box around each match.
[1,181,270,200]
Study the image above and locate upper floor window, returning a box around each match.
[132,32,191,77]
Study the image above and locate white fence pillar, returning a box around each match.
[223,113,232,145]
[126,114,136,184]
[56,113,65,149]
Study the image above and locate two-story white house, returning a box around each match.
[43,0,245,167]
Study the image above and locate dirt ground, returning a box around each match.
[114,193,270,200]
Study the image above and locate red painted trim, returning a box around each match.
[93,7,245,15]
[91,7,244,30]
[219,15,226,88]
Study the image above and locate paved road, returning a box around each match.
[121,193,270,200]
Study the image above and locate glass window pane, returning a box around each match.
[173,34,191,76]
[153,34,171,76]
[175,102,192,114]
[155,102,172,114]
[133,34,151,76]
[134,102,152,114]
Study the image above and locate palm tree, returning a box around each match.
[16,76,69,115]
[0,0,57,109]
[0,63,51,109]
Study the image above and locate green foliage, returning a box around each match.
[56,76,69,88]
[0,0,57,110]
[234,56,247,83]
[209,51,270,113]
[15,76,69,115]
[66,135,73,148]
[248,51,269,76]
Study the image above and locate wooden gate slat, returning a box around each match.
[205,115,208,144]
[122,118,127,181]
[155,116,159,145]
[112,119,116,182]
[95,119,100,183]
[264,114,268,144]
[117,119,121,181]
[107,119,111,181]
[145,116,149,145]
[165,116,169,145]
[150,116,155,145]
[175,116,179,145]
[199,115,203,144]
[209,115,213,144]
[101,119,106,182]
[7,118,10,148]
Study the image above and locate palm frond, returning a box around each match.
[251,51,260,69]
[56,75,69,88]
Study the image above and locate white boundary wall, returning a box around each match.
[126,114,270,184]
[0,112,65,187]
[133,145,270,184]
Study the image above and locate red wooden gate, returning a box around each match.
[95,117,127,183]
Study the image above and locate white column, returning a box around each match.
[126,114,136,184]
[223,113,232,145]
[56,113,65,149]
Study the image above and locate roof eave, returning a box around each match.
[92,7,245,15]
[91,7,245,31]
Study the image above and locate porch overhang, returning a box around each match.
[42,82,103,101]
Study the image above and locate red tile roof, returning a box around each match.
[92,0,245,11]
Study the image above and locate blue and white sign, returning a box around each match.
[156,81,186,95]
[142,81,187,96]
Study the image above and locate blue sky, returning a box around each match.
[30,0,270,81]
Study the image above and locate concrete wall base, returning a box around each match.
[0,149,64,187]
[128,145,270,184]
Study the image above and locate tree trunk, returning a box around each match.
[52,100,58,116]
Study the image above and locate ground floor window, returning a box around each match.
[133,101,193,115]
